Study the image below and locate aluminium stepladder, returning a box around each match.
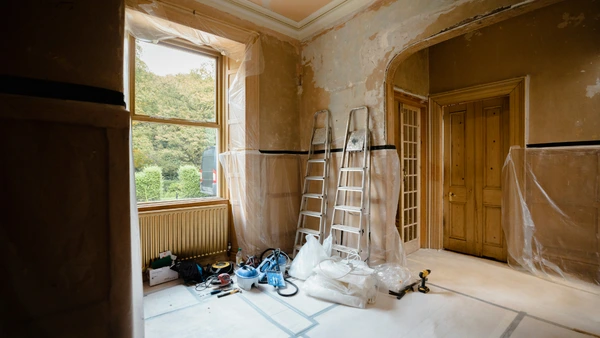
[293,110,332,257]
[329,106,371,262]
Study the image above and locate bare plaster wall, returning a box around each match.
[429,0,600,144]
[259,34,302,150]
[299,0,558,150]
[393,49,429,97]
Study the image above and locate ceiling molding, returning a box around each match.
[194,0,375,40]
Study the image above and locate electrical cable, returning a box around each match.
[278,277,298,297]
[195,275,218,291]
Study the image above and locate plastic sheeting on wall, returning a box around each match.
[125,5,264,151]
[503,146,600,285]
[125,5,406,267]
[219,148,407,266]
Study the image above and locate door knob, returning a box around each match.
[449,192,455,197]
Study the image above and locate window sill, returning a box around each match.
[137,197,228,213]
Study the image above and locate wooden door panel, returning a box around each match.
[483,206,504,254]
[444,97,508,261]
[449,202,467,240]
[480,97,508,261]
[444,103,477,255]
[484,105,503,189]
[450,112,466,186]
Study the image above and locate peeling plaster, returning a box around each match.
[300,0,486,146]
[586,78,600,98]
[557,12,585,28]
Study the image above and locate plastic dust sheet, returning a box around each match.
[503,146,599,285]
[220,147,407,267]
[125,4,406,269]
[125,3,263,146]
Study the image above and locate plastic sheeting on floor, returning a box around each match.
[502,146,600,285]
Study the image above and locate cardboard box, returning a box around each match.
[148,266,179,286]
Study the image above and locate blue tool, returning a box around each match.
[257,249,287,288]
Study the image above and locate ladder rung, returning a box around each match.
[294,244,303,252]
[308,159,326,164]
[303,193,324,199]
[331,224,362,234]
[334,205,362,213]
[331,244,359,255]
[341,167,364,172]
[300,211,322,218]
[305,176,324,181]
[338,186,362,192]
[297,228,320,236]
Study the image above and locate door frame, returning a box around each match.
[428,77,528,249]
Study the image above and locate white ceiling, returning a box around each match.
[194,0,375,40]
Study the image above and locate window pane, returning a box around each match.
[135,40,217,123]
[132,121,218,202]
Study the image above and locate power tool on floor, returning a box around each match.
[388,281,418,300]
[418,269,431,293]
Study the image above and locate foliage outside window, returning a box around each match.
[132,39,221,203]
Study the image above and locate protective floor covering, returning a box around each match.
[143,250,600,337]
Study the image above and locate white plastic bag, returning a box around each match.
[288,235,328,280]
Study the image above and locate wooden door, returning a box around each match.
[396,102,421,254]
[443,97,509,261]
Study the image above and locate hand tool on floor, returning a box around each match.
[418,269,431,293]
[217,288,241,298]
[200,288,232,298]
[388,281,418,300]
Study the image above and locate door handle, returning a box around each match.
[449,192,455,197]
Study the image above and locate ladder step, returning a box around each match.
[297,228,320,236]
[305,176,324,181]
[334,205,362,213]
[341,167,364,172]
[303,193,324,199]
[338,186,362,192]
[300,211,322,218]
[331,244,359,255]
[331,224,362,234]
[308,159,326,164]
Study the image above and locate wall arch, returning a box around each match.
[382,0,557,248]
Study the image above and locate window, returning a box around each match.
[130,38,223,203]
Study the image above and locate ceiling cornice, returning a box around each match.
[194,0,374,41]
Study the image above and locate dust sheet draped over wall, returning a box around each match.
[125,6,406,265]
[503,146,600,285]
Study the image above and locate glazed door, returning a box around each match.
[443,97,509,261]
[398,102,421,254]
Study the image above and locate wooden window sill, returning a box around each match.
[137,197,229,213]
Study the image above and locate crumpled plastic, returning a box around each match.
[288,235,328,280]
[374,263,413,292]
[304,274,376,309]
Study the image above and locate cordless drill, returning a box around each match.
[417,269,431,293]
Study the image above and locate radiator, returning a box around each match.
[139,204,229,269]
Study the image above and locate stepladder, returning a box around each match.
[330,106,371,262]
[293,110,332,257]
